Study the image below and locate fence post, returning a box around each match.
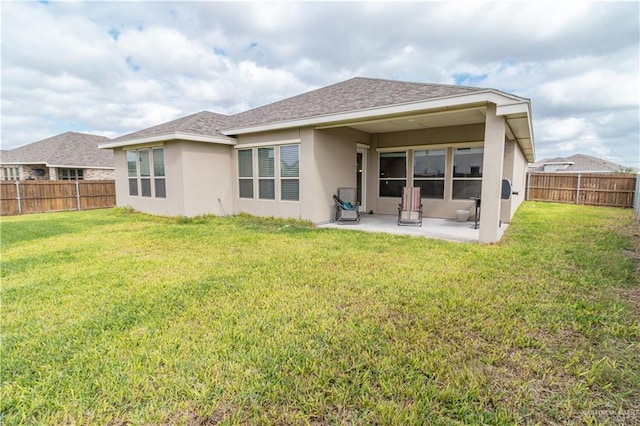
[15,180,22,214]
[526,172,530,201]
[75,180,81,211]
[575,173,581,204]
[634,173,640,219]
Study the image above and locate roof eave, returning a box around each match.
[497,101,536,163]
[99,132,237,149]
[47,164,115,170]
[0,160,113,169]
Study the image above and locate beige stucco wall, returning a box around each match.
[113,141,233,217]
[180,141,233,217]
[500,139,527,223]
[479,104,506,243]
[377,124,485,148]
[311,127,369,223]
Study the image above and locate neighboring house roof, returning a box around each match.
[0,132,114,168]
[102,76,534,161]
[102,111,235,148]
[529,154,634,173]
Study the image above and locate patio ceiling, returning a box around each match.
[333,106,487,134]
[317,103,535,162]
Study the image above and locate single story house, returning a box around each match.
[0,132,114,181]
[101,77,535,243]
[528,154,635,173]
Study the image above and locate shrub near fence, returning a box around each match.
[526,172,637,208]
[0,180,116,215]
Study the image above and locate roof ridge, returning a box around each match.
[351,76,487,92]
[174,111,225,132]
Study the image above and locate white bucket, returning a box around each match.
[455,209,470,222]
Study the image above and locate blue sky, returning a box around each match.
[2,1,639,168]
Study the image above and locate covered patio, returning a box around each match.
[318,214,501,243]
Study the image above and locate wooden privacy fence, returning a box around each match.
[526,172,637,208]
[1,180,116,216]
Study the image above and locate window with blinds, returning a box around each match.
[237,144,300,202]
[125,147,166,198]
[258,147,275,200]
[237,149,253,198]
[280,144,299,201]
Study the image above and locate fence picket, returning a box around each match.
[526,172,636,208]
[1,180,116,215]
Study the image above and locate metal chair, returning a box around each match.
[333,187,360,224]
[398,186,423,226]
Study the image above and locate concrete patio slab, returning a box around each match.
[318,214,505,243]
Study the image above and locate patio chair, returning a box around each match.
[333,187,360,224]
[398,186,423,226]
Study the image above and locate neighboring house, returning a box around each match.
[528,154,636,173]
[0,132,114,181]
[101,77,535,243]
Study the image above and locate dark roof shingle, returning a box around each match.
[227,77,485,129]
[0,132,113,168]
[111,111,231,142]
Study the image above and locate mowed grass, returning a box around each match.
[1,203,638,425]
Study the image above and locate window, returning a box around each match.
[237,149,253,198]
[139,149,151,197]
[237,144,300,202]
[258,147,275,200]
[126,147,165,198]
[152,147,166,198]
[280,144,299,201]
[379,151,406,197]
[452,147,483,199]
[127,150,138,196]
[413,149,445,199]
[60,168,84,180]
[2,167,19,181]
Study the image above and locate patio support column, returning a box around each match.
[479,103,505,243]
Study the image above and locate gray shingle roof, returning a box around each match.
[111,111,231,142]
[110,77,490,143]
[227,77,485,129]
[529,154,633,172]
[0,132,113,168]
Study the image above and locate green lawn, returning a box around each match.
[1,203,638,425]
